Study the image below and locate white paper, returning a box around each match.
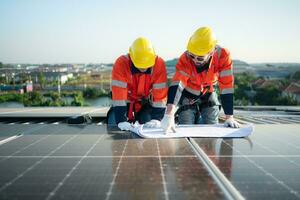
[131,124,254,138]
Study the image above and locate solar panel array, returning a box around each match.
[0,107,299,199]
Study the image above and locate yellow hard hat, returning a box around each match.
[187,26,217,56]
[129,37,156,69]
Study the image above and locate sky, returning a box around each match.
[0,0,300,64]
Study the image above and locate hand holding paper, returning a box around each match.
[118,121,134,131]
[161,114,176,133]
[224,117,240,128]
[144,119,161,128]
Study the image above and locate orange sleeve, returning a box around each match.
[167,53,192,105]
[111,56,129,106]
[217,48,234,94]
[151,57,168,108]
[171,53,191,88]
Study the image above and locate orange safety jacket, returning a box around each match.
[167,45,234,115]
[111,54,168,123]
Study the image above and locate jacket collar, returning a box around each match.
[131,64,152,74]
[195,57,212,73]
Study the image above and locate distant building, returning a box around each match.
[0,82,32,93]
[252,79,265,87]
[25,65,39,70]
[282,82,300,102]
[252,79,283,89]
[255,69,290,80]
[51,66,68,73]
[31,72,73,84]
[24,82,33,92]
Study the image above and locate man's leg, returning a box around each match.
[107,107,117,125]
[178,107,198,124]
[198,105,220,124]
[136,105,152,124]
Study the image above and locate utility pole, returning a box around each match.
[100,74,103,90]
[57,77,61,96]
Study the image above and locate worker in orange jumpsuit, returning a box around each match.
[161,27,240,133]
[108,37,168,131]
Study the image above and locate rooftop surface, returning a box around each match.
[0,107,299,200]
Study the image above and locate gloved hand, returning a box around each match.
[224,117,240,128]
[118,121,133,131]
[144,119,161,128]
[161,114,176,133]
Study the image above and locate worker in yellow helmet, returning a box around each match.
[108,37,168,131]
[161,27,240,133]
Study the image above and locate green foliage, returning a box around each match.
[279,79,292,88]
[277,95,299,105]
[23,91,47,106]
[234,97,250,106]
[234,73,299,106]
[0,93,23,103]
[234,73,256,104]
[49,92,60,102]
[23,91,70,107]
[0,77,6,84]
[48,92,66,106]
[71,92,84,106]
[16,73,30,84]
[254,86,299,105]
[38,72,46,89]
[1,91,91,107]
[291,70,300,80]
[83,87,108,98]
[254,86,281,105]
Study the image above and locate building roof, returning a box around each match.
[284,82,300,95]
[252,78,265,86]
[254,79,284,89]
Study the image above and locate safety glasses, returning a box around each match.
[187,49,215,64]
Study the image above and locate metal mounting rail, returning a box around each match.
[187,137,245,200]
[0,134,23,146]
